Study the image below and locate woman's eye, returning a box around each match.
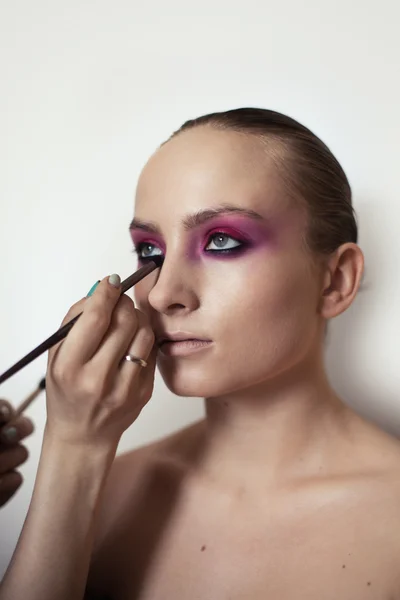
[133,233,243,260]
[204,233,242,252]
[133,242,163,259]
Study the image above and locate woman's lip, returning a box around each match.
[160,338,210,345]
[158,339,213,356]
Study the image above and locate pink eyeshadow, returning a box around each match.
[130,214,278,260]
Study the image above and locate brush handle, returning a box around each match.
[0,316,80,385]
[0,260,161,385]
[12,386,43,420]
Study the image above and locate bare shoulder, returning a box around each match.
[84,410,400,598]
[96,418,204,540]
[318,409,400,511]
[298,413,400,597]
[85,420,204,596]
[317,410,400,541]
[347,411,400,481]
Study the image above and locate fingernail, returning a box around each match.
[108,274,121,288]
[2,427,18,442]
[87,281,100,297]
[0,406,10,420]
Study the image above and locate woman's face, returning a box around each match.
[131,127,324,398]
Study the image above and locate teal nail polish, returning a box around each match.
[87,281,100,297]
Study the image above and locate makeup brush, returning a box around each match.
[0,257,163,386]
[6,377,47,424]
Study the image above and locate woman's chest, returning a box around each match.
[109,490,400,600]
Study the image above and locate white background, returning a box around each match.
[1,0,399,576]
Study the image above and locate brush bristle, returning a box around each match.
[150,255,164,268]
[39,377,46,390]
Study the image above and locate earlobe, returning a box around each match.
[320,290,342,319]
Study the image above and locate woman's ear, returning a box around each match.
[318,243,365,319]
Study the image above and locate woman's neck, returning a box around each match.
[194,356,351,493]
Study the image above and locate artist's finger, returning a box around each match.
[136,341,158,403]
[88,294,140,377]
[0,444,29,473]
[0,399,15,425]
[0,471,23,507]
[0,416,35,445]
[53,275,122,369]
[143,341,158,374]
[114,310,156,405]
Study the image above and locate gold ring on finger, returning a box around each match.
[124,354,148,368]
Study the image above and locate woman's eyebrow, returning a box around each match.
[129,204,264,235]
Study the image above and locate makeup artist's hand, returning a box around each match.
[0,399,34,507]
[45,274,157,448]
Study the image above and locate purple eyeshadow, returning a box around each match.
[130,214,273,261]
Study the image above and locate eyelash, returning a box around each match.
[131,231,246,260]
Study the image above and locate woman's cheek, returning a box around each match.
[133,279,152,308]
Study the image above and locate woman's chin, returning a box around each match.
[157,368,222,398]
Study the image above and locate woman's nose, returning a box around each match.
[147,255,200,315]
